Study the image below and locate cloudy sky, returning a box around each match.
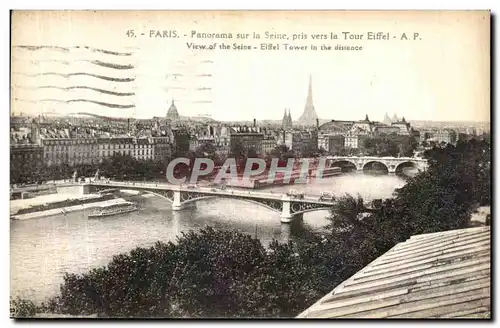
[11,11,490,122]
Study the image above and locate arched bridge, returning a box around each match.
[82,181,336,223]
[326,156,428,174]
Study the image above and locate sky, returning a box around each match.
[11,10,490,122]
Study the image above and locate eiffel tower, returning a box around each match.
[298,75,319,126]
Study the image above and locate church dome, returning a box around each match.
[166,100,180,121]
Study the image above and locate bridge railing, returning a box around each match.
[85,179,340,204]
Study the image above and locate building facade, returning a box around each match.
[40,136,157,166]
[433,129,458,145]
[283,130,318,156]
[10,144,44,169]
[152,137,173,162]
[318,114,420,151]
[326,135,345,155]
[230,127,265,155]
[419,128,458,145]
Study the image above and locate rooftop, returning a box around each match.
[297,226,490,319]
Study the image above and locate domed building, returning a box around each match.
[166,100,180,121]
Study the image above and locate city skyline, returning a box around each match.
[9,107,490,126]
[11,11,490,123]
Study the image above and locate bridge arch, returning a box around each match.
[139,190,175,202]
[362,161,389,175]
[181,195,283,213]
[291,207,334,216]
[395,161,419,176]
[329,160,358,172]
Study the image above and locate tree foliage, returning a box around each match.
[362,134,417,157]
[10,297,37,318]
[326,138,491,250]
[43,228,319,318]
[10,155,171,185]
[270,145,294,160]
[194,142,217,160]
[38,227,359,318]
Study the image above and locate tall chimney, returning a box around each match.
[127,118,130,134]
[316,118,319,129]
[253,118,256,127]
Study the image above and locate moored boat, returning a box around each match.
[88,201,138,219]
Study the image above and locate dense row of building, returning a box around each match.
[10,77,483,171]
[9,102,309,170]
[10,121,177,168]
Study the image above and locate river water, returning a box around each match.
[10,173,406,304]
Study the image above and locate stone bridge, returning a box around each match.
[83,181,337,223]
[326,156,428,174]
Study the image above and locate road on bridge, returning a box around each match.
[87,180,337,206]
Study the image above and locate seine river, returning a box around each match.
[10,173,406,304]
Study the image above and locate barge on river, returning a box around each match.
[88,201,138,219]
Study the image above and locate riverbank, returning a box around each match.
[11,197,131,221]
[13,194,116,215]
[10,193,92,215]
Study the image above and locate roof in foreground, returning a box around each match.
[297,226,491,319]
[33,313,98,318]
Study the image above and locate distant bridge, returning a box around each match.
[82,181,337,223]
[326,156,428,174]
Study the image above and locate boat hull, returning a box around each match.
[88,207,138,219]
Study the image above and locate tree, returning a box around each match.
[362,136,398,157]
[104,155,138,180]
[317,147,327,156]
[230,140,247,174]
[230,140,246,159]
[270,145,294,162]
[322,138,491,277]
[10,297,37,318]
[237,240,326,317]
[36,226,356,318]
[195,142,217,160]
[340,147,355,156]
[398,136,418,157]
[300,143,317,158]
[246,147,258,159]
[44,228,272,318]
[382,138,490,237]
[326,195,367,236]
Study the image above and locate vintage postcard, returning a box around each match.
[10,10,491,319]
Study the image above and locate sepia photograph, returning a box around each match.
[9,10,491,319]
